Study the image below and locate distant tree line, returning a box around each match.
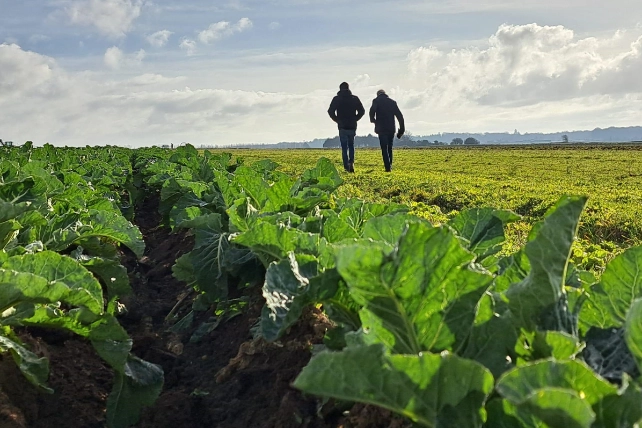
[451,137,481,145]
[324,134,483,147]
[323,134,448,148]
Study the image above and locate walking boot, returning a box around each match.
[349,162,354,173]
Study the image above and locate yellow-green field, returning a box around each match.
[207,145,642,270]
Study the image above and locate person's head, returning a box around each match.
[377,89,386,96]
[339,82,349,91]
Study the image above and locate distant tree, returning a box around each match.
[562,134,569,143]
[464,137,481,145]
[323,137,340,148]
[451,137,464,145]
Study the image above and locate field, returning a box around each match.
[217,145,642,270]
[3,143,642,428]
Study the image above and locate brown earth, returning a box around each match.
[0,194,408,428]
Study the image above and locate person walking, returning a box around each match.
[328,82,365,172]
[369,89,405,172]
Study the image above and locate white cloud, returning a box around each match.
[103,46,145,69]
[353,74,371,87]
[268,22,281,30]
[0,44,57,97]
[104,46,123,69]
[126,74,187,86]
[0,44,326,147]
[179,38,197,55]
[146,30,173,48]
[404,24,642,107]
[197,18,253,44]
[407,46,443,75]
[62,0,147,38]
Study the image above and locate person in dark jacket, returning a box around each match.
[369,89,405,172]
[328,82,365,172]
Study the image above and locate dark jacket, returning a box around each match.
[369,94,405,135]
[328,89,365,130]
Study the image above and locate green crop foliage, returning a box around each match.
[208,146,642,273]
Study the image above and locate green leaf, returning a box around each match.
[448,208,520,261]
[0,269,72,313]
[261,253,339,341]
[35,210,145,258]
[0,219,21,250]
[234,220,326,265]
[88,315,132,369]
[505,196,587,328]
[233,166,273,209]
[581,246,642,330]
[597,376,642,428]
[515,330,583,363]
[624,298,642,372]
[0,333,52,392]
[172,253,196,284]
[519,388,595,428]
[319,212,359,243]
[337,198,409,233]
[177,213,254,298]
[293,157,344,193]
[496,359,616,410]
[362,214,430,250]
[83,210,145,258]
[485,399,534,428]
[336,222,493,355]
[461,301,518,377]
[293,345,493,427]
[76,255,131,299]
[496,359,642,427]
[106,356,164,428]
[2,252,104,314]
[0,201,31,223]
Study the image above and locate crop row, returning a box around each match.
[0,143,162,427]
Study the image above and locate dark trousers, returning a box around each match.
[339,128,356,171]
[378,133,394,171]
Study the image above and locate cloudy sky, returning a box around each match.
[1,0,642,147]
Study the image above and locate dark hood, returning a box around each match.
[337,89,353,97]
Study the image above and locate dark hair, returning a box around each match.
[339,82,349,90]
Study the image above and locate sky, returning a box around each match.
[1,0,642,147]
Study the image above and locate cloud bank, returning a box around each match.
[405,24,642,107]
[2,23,642,146]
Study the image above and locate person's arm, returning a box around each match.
[355,97,365,121]
[369,99,377,123]
[395,103,405,137]
[327,98,338,122]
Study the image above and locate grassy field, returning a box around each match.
[207,145,642,271]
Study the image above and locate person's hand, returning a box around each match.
[396,130,404,139]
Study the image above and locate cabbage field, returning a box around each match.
[2,142,642,427]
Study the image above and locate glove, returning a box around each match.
[396,130,404,139]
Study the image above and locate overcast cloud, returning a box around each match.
[1,0,642,146]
